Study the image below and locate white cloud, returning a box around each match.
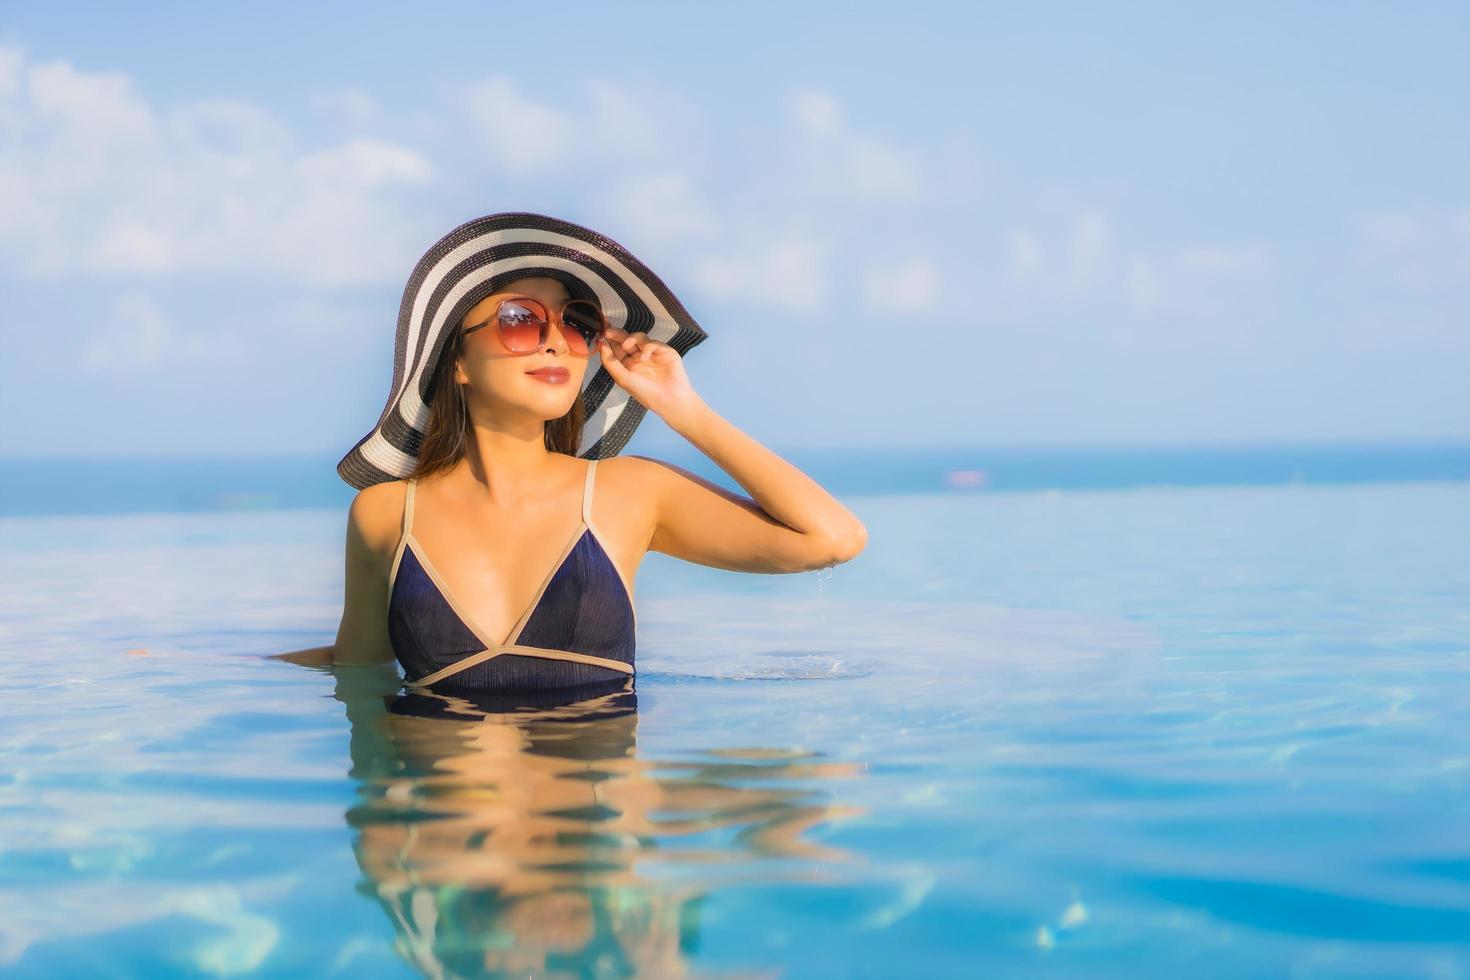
[789,89,844,137]
[168,99,292,161]
[0,42,22,99]
[279,296,384,337]
[77,291,246,375]
[0,44,937,312]
[462,74,708,178]
[295,137,433,190]
[1174,241,1272,277]
[1145,240,1273,312]
[1069,210,1111,282]
[1002,208,1273,319]
[691,236,829,310]
[464,76,576,173]
[784,87,920,201]
[28,57,155,143]
[80,292,173,374]
[0,45,434,285]
[309,87,380,126]
[687,254,745,298]
[1125,255,1161,311]
[864,256,940,312]
[584,79,667,159]
[762,238,828,309]
[1008,231,1043,279]
[90,221,179,274]
[1354,206,1470,290]
[602,171,720,243]
[848,135,921,199]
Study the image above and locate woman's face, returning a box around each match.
[454,276,594,419]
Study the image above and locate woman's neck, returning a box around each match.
[450,438,568,506]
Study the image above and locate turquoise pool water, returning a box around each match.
[1,477,1467,977]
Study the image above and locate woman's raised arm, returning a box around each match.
[626,400,867,575]
[595,326,867,574]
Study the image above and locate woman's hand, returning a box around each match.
[596,326,705,427]
[267,646,336,667]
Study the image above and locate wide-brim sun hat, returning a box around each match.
[336,211,710,491]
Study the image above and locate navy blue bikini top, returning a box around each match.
[386,459,636,694]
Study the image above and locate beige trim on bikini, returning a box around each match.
[405,644,634,689]
[584,459,638,628]
[406,515,586,651]
[387,478,416,593]
[390,459,636,689]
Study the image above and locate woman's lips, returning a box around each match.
[526,367,570,384]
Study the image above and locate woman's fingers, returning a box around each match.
[599,327,662,365]
[598,339,623,372]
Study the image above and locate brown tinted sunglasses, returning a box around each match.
[462,295,609,356]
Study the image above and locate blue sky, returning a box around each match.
[1,1,1466,458]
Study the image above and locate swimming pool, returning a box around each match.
[2,479,1466,977]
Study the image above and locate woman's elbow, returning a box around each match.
[840,522,868,561]
[818,522,868,567]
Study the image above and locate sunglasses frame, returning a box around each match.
[461,294,608,356]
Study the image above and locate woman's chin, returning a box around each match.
[518,389,580,417]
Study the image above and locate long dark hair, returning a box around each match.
[405,323,587,482]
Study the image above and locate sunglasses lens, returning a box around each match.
[561,300,606,355]
[497,299,546,352]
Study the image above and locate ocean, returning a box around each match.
[1,443,1467,977]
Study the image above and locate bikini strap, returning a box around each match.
[582,459,597,528]
[402,478,416,537]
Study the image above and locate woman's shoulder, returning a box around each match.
[347,478,413,554]
[604,453,668,478]
[597,454,674,494]
[609,454,704,491]
[596,455,674,526]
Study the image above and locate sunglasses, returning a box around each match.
[461,295,609,357]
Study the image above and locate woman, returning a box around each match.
[273,212,866,695]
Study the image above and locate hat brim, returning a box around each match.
[336,212,709,491]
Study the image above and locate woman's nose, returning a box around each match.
[548,318,580,351]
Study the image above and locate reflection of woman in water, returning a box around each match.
[330,661,867,976]
[272,212,866,697]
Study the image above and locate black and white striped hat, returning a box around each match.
[336,211,709,490]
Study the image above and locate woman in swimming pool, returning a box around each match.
[271,212,866,695]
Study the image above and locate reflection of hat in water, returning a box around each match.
[336,211,710,490]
